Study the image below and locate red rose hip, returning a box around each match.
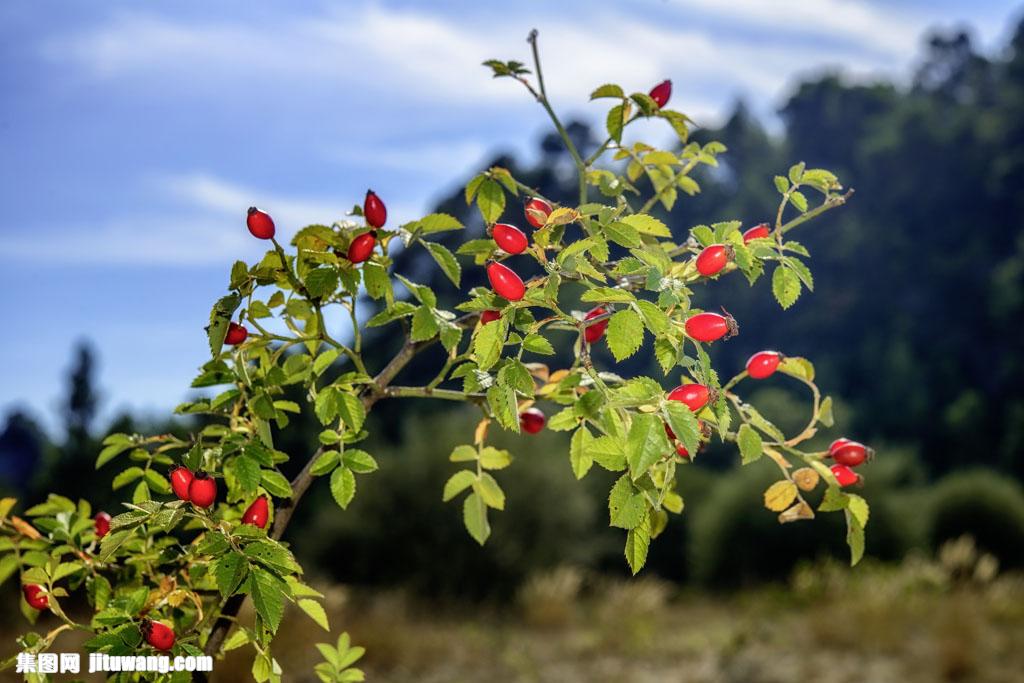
[94,511,111,539]
[524,197,553,229]
[486,262,525,301]
[674,442,691,459]
[685,312,738,342]
[22,584,48,610]
[695,244,732,277]
[347,232,376,264]
[480,310,501,325]
[648,80,672,109]
[492,223,528,255]
[188,472,217,508]
[746,351,781,379]
[742,223,771,243]
[830,464,860,488]
[242,495,269,529]
[583,306,609,344]
[246,207,275,240]
[520,407,546,434]
[832,441,871,467]
[667,383,711,412]
[142,619,176,651]
[224,322,248,346]
[169,466,193,501]
[364,190,387,228]
[828,438,852,454]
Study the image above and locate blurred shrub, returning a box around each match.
[296,408,602,599]
[517,565,583,628]
[927,469,1024,568]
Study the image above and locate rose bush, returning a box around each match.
[0,32,869,681]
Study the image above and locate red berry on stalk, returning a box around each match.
[685,312,738,342]
[246,207,275,240]
[169,466,193,501]
[828,438,852,454]
[520,407,546,434]
[141,619,176,651]
[584,306,609,344]
[492,223,528,255]
[832,441,871,467]
[94,511,111,539]
[242,496,269,529]
[486,261,525,302]
[675,442,691,459]
[22,584,48,610]
[667,383,711,412]
[347,232,376,264]
[188,472,217,508]
[831,464,860,488]
[742,223,771,244]
[746,351,782,379]
[695,244,732,277]
[524,197,552,229]
[649,79,672,108]
[480,310,501,325]
[364,190,387,228]
[224,322,248,346]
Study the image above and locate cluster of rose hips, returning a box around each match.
[484,197,552,305]
[826,438,872,487]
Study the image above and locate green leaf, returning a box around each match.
[790,190,808,213]
[304,267,339,299]
[208,294,241,356]
[463,492,490,545]
[772,265,802,310]
[486,384,519,432]
[336,391,366,433]
[626,413,671,479]
[442,470,476,501]
[424,242,461,286]
[260,469,293,498]
[341,449,377,474]
[310,450,340,476]
[522,333,555,355]
[846,511,865,566]
[478,446,512,470]
[606,103,627,142]
[817,396,835,427]
[589,435,627,471]
[475,472,505,510]
[215,552,248,597]
[112,467,144,491]
[663,401,700,456]
[590,83,624,99]
[473,317,506,371]
[580,287,636,303]
[603,221,642,248]
[624,515,651,575]
[476,179,506,224]
[330,467,356,510]
[737,424,763,464]
[570,426,594,479]
[312,349,340,376]
[249,567,287,632]
[298,598,330,631]
[410,305,439,342]
[846,493,870,528]
[635,300,669,335]
[315,387,338,425]
[607,309,644,362]
[234,455,262,493]
[406,213,463,236]
[608,474,647,529]
[362,262,391,300]
[619,214,671,237]
[774,175,790,193]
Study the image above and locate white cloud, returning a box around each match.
[44,3,916,114]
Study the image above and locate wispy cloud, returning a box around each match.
[44,3,917,114]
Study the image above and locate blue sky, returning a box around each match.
[2,0,1021,435]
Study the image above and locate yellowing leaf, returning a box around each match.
[764,480,798,512]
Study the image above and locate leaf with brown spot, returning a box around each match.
[793,467,820,491]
